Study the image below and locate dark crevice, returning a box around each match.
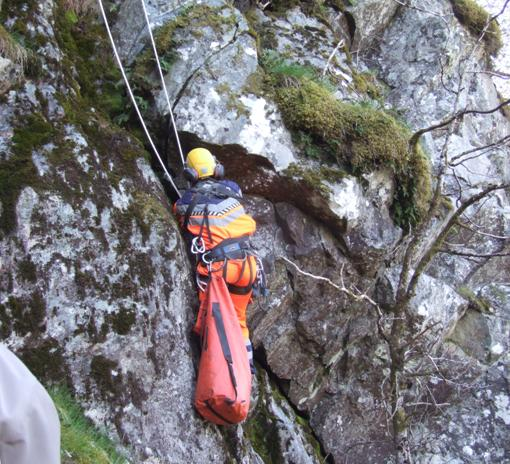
[254,344,335,464]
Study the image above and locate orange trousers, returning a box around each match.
[197,256,257,340]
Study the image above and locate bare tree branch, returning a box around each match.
[457,219,510,240]
[409,98,510,149]
[279,255,389,342]
[322,39,345,78]
[492,0,510,21]
[279,256,378,306]
[467,70,510,80]
[438,249,510,258]
[405,183,510,298]
[449,134,510,166]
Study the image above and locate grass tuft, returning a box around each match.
[49,385,130,464]
[0,23,27,67]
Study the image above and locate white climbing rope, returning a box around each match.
[139,0,186,167]
[97,0,181,198]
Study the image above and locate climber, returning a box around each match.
[173,147,261,373]
[0,344,61,464]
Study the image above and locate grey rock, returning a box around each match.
[347,0,399,52]
[327,170,402,274]
[242,370,322,464]
[151,0,296,170]
[0,57,23,95]
[382,266,468,343]
[3,0,510,462]
[412,356,510,464]
[113,0,189,64]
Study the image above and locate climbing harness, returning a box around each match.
[181,179,269,298]
[139,0,185,167]
[97,0,182,198]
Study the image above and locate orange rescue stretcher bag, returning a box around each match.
[193,272,252,425]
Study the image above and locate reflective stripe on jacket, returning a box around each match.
[174,179,256,250]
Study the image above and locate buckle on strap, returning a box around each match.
[205,238,251,261]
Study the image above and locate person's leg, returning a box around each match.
[224,257,257,374]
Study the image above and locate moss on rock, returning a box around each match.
[244,372,324,462]
[0,113,53,234]
[458,286,492,313]
[449,0,503,57]
[18,257,38,283]
[274,77,432,228]
[131,3,239,91]
[243,380,282,463]
[283,163,348,197]
[106,306,137,336]
[4,291,47,336]
[90,355,123,399]
[0,23,27,67]
[19,337,69,384]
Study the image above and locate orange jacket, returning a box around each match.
[173,179,256,250]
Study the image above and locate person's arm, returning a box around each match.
[0,344,61,464]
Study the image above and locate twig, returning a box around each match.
[467,70,510,80]
[322,39,344,78]
[449,134,510,166]
[459,213,510,240]
[438,249,510,258]
[279,256,379,307]
[409,98,510,148]
[279,255,389,342]
[406,401,451,407]
[458,220,510,240]
[405,183,510,298]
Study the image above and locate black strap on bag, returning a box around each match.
[212,302,238,401]
[184,193,213,245]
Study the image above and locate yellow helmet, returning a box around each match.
[186,148,217,179]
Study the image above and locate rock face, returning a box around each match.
[1,0,510,463]
[156,0,296,171]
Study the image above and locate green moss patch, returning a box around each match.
[244,373,323,463]
[264,0,347,20]
[244,381,283,463]
[54,1,127,120]
[49,385,129,464]
[106,306,136,336]
[18,257,38,282]
[0,112,54,233]
[351,70,383,100]
[274,77,431,228]
[283,163,348,197]
[19,337,69,383]
[90,355,123,399]
[458,286,492,313]
[2,292,47,336]
[125,191,170,241]
[450,0,503,56]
